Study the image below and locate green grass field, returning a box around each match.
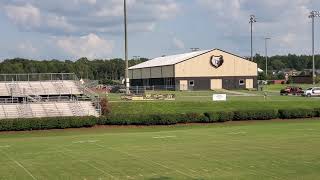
[1,120,320,179]
[106,84,320,115]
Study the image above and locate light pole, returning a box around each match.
[124,0,129,94]
[265,37,271,77]
[309,11,320,85]
[249,15,257,62]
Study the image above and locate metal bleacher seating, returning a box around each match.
[0,102,99,119]
[0,80,83,97]
[0,74,101,119]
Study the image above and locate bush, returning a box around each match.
[313,108,320,117]
[278,109,315,119]
[0,116,97,131]
[100,98,111,115]
[204,112,234,122]
[181,113,208,123]
[233,109,278,121]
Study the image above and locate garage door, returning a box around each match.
[179,80,188,91]
[246,79,253,89]
[210,79,222,90]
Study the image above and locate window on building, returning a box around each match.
[189,80,195,86]
[239,79,245,85]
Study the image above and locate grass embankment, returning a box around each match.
[111,100,320,115]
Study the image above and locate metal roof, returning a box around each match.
[129,49,213,70]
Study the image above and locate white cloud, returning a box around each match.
[2,0,180,35]
[55,33,114,59]
[173,37,185,49]
[18,42,38,54]
[197,0,317,55]
[4,3,41,29]
[46,15,75,32]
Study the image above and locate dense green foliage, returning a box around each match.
[255,54,320,72]
[1,108,320,131]
[0,116,97,131]
[278,108,315,119]
[0,57,146,83]
[233,109,278,121]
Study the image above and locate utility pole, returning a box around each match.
[265,37,271,77]
[309,11,320,85]
[124,0,129,94]
[249,15,257,62]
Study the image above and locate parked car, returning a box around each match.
[280,86,304,96]
[304,87,320,97]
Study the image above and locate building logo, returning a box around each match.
[210,55,224,68]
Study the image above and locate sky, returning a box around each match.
[0,0,320,60]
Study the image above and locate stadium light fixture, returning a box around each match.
[309,11,320,85]
[249,15,257,62]
[265,37,271,77]
[309,11,320,84]
[124,0,129,94]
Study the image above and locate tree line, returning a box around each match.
[0,57,147,84]
[0,54,319,83]
[255,54,320,72]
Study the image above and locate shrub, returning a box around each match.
[313,108,320,117]
[204,111,234,123]
[0,116,97,131]
[180,113,208,123]
[100,98,111,115]
[278,109,315,119]
[233,109,278,121]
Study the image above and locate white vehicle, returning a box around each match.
[304,87,320,97]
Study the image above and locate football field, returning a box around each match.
[1,120,320,179]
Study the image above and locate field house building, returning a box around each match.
[129,49,258,90]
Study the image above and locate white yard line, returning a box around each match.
[80,160,116,179]
[95,144,196,179]
[0,150,37,180]
[152,136,176,139]
[0,145,11,148]
[59,147,117,180]
[13,160,37,180]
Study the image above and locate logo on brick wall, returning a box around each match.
[210,55,224,68]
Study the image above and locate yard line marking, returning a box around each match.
[95,144,196,179]
[227,131,247,135]
[0,150,37,180]
[72,140,99,144]
[13,160,37,180]
[59,147,117,180]
[80,160,116,179]
[152,135,176,139]
[0,145,10,148]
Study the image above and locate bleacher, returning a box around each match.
[0,80,82,97]
[0,73,101,119]
[0,102,99,119]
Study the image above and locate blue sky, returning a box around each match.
[0,0,319,60]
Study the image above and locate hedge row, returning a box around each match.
[1,108,320,131]
[0,116,97,131]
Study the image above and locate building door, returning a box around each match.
[246,79,253,89]
[210,79,222,90]
[179,80,188,91]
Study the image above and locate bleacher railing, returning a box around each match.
[0,73,77,82]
